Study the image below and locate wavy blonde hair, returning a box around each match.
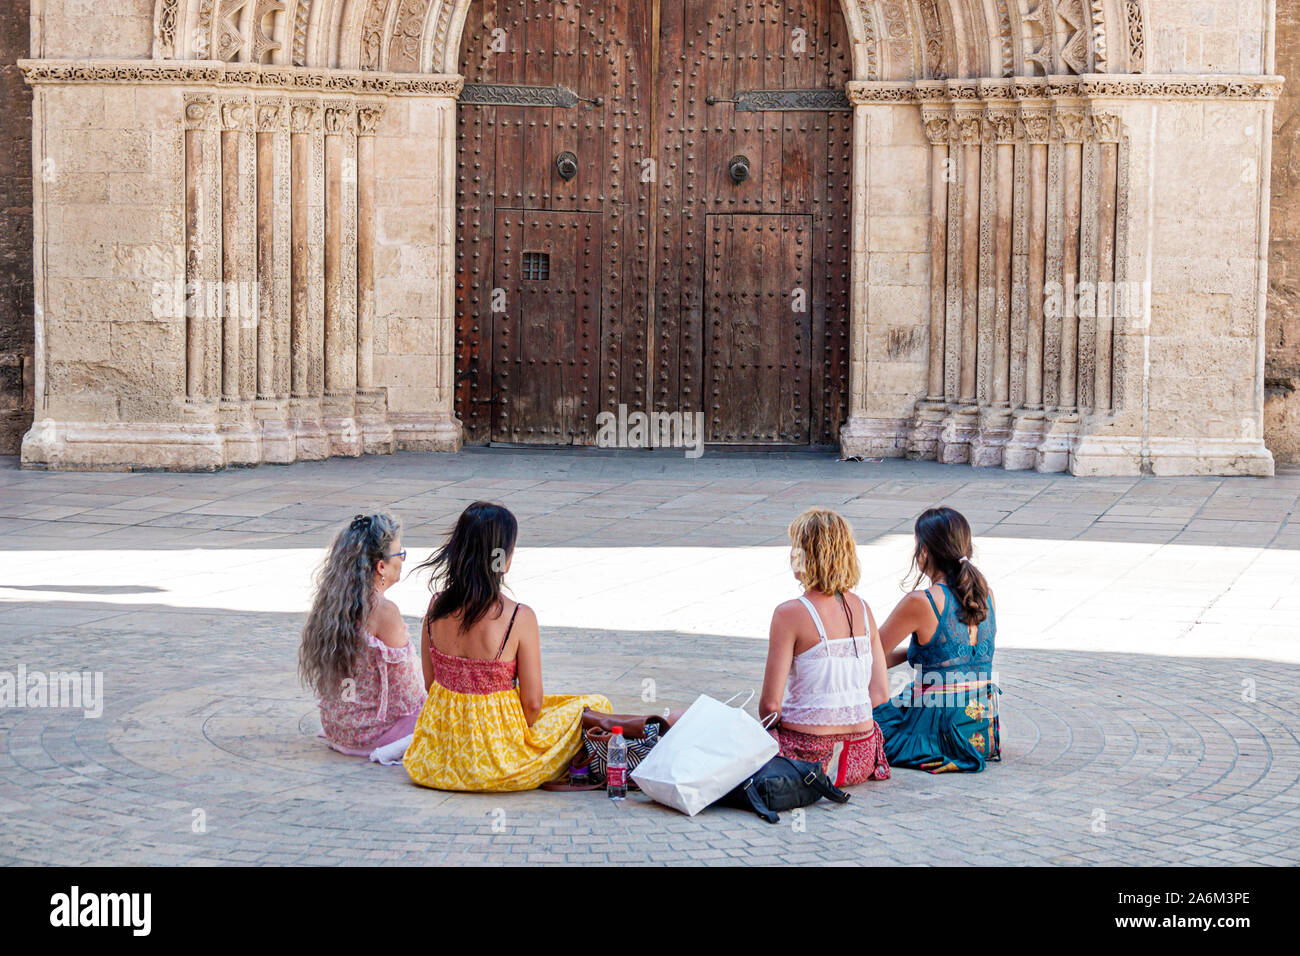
[789,508,860,594]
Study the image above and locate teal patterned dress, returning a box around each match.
[873,584,1001,773]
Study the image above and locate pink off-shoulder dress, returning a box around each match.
[318,628,427,757]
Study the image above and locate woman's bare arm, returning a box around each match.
[512,605,543,727]
[759,604,798,725]
[865,603,890,707]
[879,591,929,669]
[420,597,435,691]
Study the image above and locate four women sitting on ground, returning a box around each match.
[303,500,998,792]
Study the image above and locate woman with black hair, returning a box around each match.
[873,506,1002,773]
[403,501,611,792]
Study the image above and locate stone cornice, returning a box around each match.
[848,74,1285,105]
[17,59,464,98]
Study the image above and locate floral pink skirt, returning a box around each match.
[771,722,891,787]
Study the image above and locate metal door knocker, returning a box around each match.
[728,155,751,183]
[556,151,579,181]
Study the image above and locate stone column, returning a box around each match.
[182,94,216,404]
[936,106,982,463]
[971,107,1016,466]
[1092,112,1121,415]
[289,98,326,459]
[1039,105,1086,472]
[254,97,295,464]
[354,101,395,454]
[218,96,261,464]
[322,99,361,457]
[1004,106,1051,469]
[906,107,951,460]
[219,99,245,406]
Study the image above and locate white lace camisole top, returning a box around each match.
[780,592,874,726]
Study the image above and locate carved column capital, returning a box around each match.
[1089,111,1123,143]
[356,101,386,136]
[219,97,252,132]
[1052,108,1088,144]
[324,99,356,135]
[255,97,289,133]
[183,93,216,130]
[289,99,321,134]
[953,111,984,146]
[922,110,952,145]
[1019,107,1053,145]
[984,110,1018,144]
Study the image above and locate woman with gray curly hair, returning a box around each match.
[299,512,426,759]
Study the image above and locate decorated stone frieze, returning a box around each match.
[847,74,1283,106]
[18,59,464,98]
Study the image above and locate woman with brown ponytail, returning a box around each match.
[873,506,1002,773]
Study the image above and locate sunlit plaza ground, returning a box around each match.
[1,448,1299,865]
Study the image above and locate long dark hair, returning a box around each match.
[906,506,990,626]
[418,501,518,632]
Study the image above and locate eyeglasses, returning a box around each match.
[385,550,407,561]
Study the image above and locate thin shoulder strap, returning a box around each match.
[923,588,941,619]
[494,602,522,661]
[857,593,870,635]
[796,595,829,643]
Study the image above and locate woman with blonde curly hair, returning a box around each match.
[299,512,426,760]
[759,507,891,786]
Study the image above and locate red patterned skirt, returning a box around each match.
[771,722,891,787]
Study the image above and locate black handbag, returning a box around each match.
[722,755,851,824]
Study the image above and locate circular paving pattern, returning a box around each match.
[3,620,1298,866]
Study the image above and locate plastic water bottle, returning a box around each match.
[606,726,627,801]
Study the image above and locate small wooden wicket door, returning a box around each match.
[455,0,853,446]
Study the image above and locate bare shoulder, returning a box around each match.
[510,601,538,636]
[774,596,807,616]
[898,590,930,612]
[771,598,807,626]
[371,597,409,648]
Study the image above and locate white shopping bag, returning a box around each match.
[630,692,778,816]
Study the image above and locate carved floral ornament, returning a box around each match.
[18,59,462,97]
[848,75,1283,106]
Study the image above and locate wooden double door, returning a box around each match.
[453,0,853,446]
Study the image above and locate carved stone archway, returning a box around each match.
[17,1,1283,474]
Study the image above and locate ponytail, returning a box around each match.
[909,507,990,626]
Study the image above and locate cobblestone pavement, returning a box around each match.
[1,449,1299,865]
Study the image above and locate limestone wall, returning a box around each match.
[1267,0,1300,462]
[0,0,32,454]
[33,0,153,60]
[372,96,457,432]
[1145,0,1272,74]
[34,81,185,430]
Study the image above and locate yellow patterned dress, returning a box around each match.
[403,644,610,792]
